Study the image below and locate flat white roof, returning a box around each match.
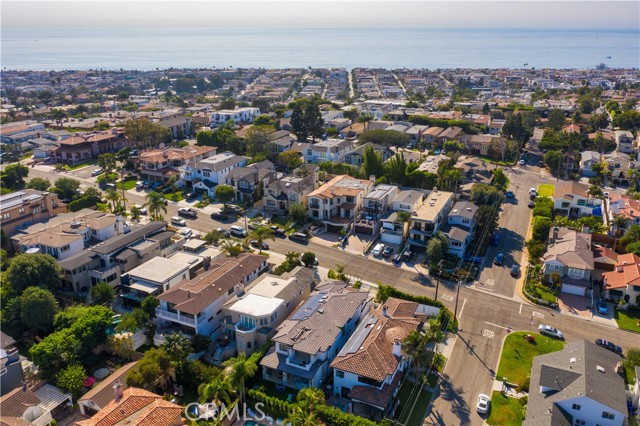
[228,293,283,317]
[247,275,297,299]
[128,256,192,284]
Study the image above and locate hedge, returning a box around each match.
[69,196,101,212]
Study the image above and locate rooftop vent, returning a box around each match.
[570,357,576,364]
[597,365,605,373]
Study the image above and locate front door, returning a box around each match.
[341,386,350,398]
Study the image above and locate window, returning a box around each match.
[202,170,211,178]
[451,241,461,247]
[18,208,25,214]
[247,341,252,349]
[574,420,585,426]
[2,213,10,220]
[601,412,614,420]
[561,202,570,208]
[239,181,249,189]
[462,219,470,224]
[336,371,344,378]
[567,268,584,279]
[228,288,234,295]
[572,404,581,411]
[266,199,275,207]
[547,264,561,272]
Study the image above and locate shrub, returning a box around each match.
[376,285,456,331]
[532,216,552,242]
[532,198,554,218]
[69,195,101,212]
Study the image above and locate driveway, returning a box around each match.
[556,294,618,327]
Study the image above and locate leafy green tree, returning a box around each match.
[5,253,61,296]
[426,232,449,264]
[223,352,258,406]
[533,216,553,242]
[358,129,410,147]
[1,164,29,190]
[198,376,234,405]
[141,295,159,319]
[124,118,171,149]
[544,150,564,176]
[109,334,135,360]
[626,241,640,256]
[291,103,307,141]
[50,108,68,129]
[301,252,317,267]
[29,328,80,379]
[502,112,532,143]
[215,184,235,204]
[163,332,192,365]
[289,202,307,223]
[305,102,324,142]
[245,125,274,157]
[19,287,59,334]
[362,145,384,180]
[26,177,51,191]
[589,113,609,130]
[471,183,505,206]
[57,364,86,398]
[54,177,81,200]
[249,226,275,253]
[547,109,566,131]
[97,153,116,175]
[143,191,167,220]
[620,225,640,247]
[525,239,546,261]
[90,283,115,306]
[253,114,272,126]
[613,110,640,132]
[116,308,149,332]
[126,347,175,390]
[386,153,407,185]
[278,150,303,171]
[204,229,225,245]
[492,168,509,191]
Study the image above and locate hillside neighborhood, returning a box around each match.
[1,66,640,426]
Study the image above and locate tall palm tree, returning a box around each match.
[357,113,374,133]
[222,352,258,406]
[248,226,275,254]
[198,376,234,405]
[334,263,349,283]
[296,387,325,413]
[162,332,192,366]
[221,240,243,258]
[627,168,640,192]
[611,214,630,237]
[285,251,300,265]
[144,191,167,220]
[104,188,122,213]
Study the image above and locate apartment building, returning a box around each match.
[0,189,67,237]
[210,107,261,126]
[303,139,355,164]
[54,129,128,165]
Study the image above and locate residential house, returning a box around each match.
[602,253,640,305]
[263,165,318,216]
[344,143,393,166]
[488,120,504,136]
[303,139,354,164]
[0,120,45,143]
[615,130,635,154]
[462,134,500,156]
[443,226,472,258]
[543,227,595,297]
[408,190,455,250]
[421,126,444,149]
[592,244,618,272]
[435,126,464,145]
[307,175,374,232]
[156,115,192,139]
[0,332,23,396]
[417,154,447,174]
[181,152,249,197]
[210,107,260,126]
[379,211,408,245]
[78,362,138,416]
[355,184,400,236]
[224,160,277,203]
[553,181,603,217]
[260,281,372,390]
[605,151,639,188]
[0,189,66,237]
[155,253,268,343]
[580,151,601,177]
[221,267,315,360]
[523,340,627,426]
[392,190,426,213]
[608,194,640,234]
[405,125,429,145]
[76,387,183,426]
[54,130,128,165]
[447,201,478,232]
[140,145,215,182]
[0,384,72,426]
[57,221,171,293]
[270,132,297,153]
[338,123,367,140]
[331,298,439,421]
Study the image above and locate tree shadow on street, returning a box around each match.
[424,373,471,426]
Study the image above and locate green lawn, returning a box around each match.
[396,380,433,426]
[486,391,524,426]
[163,191,184,202]
[116,179,137,190]
[614,307,640,333]
[496,331,565,386]
[530,284,557,304]
[537,184,554,198]
[64,160,95,170]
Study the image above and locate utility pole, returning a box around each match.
[453,275,462,330]
[435,259,445,301]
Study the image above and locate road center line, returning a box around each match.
[459,299,467,318]
[519,303,523,315]
[484,321,512,331]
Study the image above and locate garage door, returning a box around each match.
[561,283,586,296]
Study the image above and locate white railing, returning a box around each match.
[155,308,196,325]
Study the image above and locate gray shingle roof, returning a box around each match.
[91,222,166,255]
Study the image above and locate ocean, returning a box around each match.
[1,27,638,70]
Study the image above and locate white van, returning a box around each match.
[371,243,385,257]
[229,225,247,238]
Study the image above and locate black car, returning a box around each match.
[270,225,286,237]
[289,232,308,243]
[538,161,544,167]
[382,246,393,258]
[528,200,535,208]
[250,240,269,250]
[529,193,537,201]
[595,339,623,355]
[185,192,197,200]
[210,212,229,221]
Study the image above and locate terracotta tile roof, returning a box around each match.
[59,132,121,146]
[350,372,402,409]
[75,388,183,426]
[603,253,640,290]
[0,388,42,417]
[331,299,421,382]
[78,362,138,410]
[140,146,214,164]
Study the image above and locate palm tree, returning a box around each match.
[628,168,640,192]
[334,263,349,284]
[296,387,325,413]
[248,226,275,254]
[285,251,300,265]
[284,405,319,426]
[221,240,243,258]
[50,109,67,130]
[104,188,122,213]
[198,376,234,405]
[611,215,630,237]
[144,191,167,220]
[222,352,258,406]
[162,332,192,365]
[357,113,374,133]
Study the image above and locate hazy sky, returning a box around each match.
[2,1,639,30]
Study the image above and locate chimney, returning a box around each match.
[113,381,124,401]
[382,306,388,317]
[551,227,559,243]
[392,339,402,357]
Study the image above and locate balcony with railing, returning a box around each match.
[156,308,196,326]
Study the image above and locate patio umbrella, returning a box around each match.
[83,377,97,388]
[93,368,110,379]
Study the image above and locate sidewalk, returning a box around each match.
[490,379,527,399]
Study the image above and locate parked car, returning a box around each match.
[537,161,544,167]
[211,212,229,221]
[185,192,197,200]
[135,181,144,190]
[505,190,515,198]
[216,227,230,238]
[229,225,247,238]
[91,168,104,177]
[490,232,499,246]
[382,246,393,258]
[518,159,526,166]
[393,253,402,264]
[250,240,269,250]
[529,193,537,200]
[289,232,308,243]
[402,250,413,261]
[538,324,564,339]
[270,225,287,237]
[178,207,198,219]
[596,300,609,315]
[510,264,520,277]
[372,243,385,257]
[476,394,490,414]
[528,200,535,208]
[595,339,623,355]
[529,187,537,195]
[494,253,504,266]
[133,204,147,215]
[171,216,186,226]
[180,228,193,238]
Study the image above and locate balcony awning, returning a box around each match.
[129,282,159,294]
